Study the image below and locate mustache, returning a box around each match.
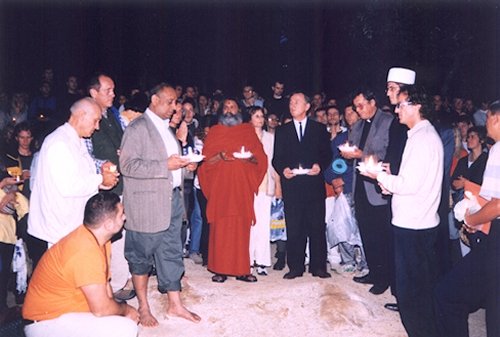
[219,112,243,126]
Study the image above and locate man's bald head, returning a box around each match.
[69,97,102,138]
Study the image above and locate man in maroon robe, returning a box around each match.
[198,98,267,283]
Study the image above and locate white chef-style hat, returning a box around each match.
[387,67,416,85]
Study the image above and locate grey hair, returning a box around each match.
[219,112,243,126]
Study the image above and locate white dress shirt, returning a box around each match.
[293,117,307,142]
[28,123,103,244]
[145,108,182,188]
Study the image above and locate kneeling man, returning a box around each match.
[22,192,139,337]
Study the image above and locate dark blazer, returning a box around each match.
[451,151,489,187]
[92,107,124,194]
[272,118,332,202]
[349,109,393,206]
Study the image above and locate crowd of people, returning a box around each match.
[0,67,497,337]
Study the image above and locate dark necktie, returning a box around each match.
[299,122,303,142]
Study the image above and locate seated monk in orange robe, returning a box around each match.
[198,118,266,283]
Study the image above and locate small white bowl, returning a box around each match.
[233,151,252,159]
[338,144,358,153]
[181,154,205,163]
[292,168,310,175]
[356,162,384,174]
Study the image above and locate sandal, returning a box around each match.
[257,266,268,276]
[211,274,227,283]
[113,288,136,301]
[236,274,258,282]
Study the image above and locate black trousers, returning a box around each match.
[394,226,439,337]
[354,186,392,288]
[435,219,500,337]
[197,188,210,265]
[181,179,194,247]
[283,197,327,274]
[0,242,14,309]
[25,234,48,271]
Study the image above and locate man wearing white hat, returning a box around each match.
[384,67,415,176]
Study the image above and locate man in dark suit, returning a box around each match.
[272,92,332,279]
[89,73,124,195]
[341,89,394,295]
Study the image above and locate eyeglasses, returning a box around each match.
[396,101,413,109]
[385,86,399,94]
[267,118,279,122]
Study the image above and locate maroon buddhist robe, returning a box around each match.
[198,123,267,276]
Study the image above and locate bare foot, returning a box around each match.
[167,305,201,323]
[139,306,159,327]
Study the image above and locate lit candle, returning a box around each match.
[298,163,303,169]
[241,146,246,153]
[364,155,379,172]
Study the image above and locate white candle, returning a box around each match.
[241,146,246,153]
[365,155,377,170]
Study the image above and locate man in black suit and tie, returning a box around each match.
[272,92,332,279]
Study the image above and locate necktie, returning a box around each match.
[299,122,303,142]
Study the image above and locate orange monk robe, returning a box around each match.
[198,123,267,276]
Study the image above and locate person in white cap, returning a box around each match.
[384,67,416,175]
[386,67,416,103]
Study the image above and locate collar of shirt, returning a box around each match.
[145,108,169,131]
[407,119,431,138]
[293,117,307,139]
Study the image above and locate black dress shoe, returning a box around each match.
[369,284,389,295]
[283,271,304,279]
[384,303,399,312]
[273,259,286,270]
[312,271,332,278]
[353,274,375,285]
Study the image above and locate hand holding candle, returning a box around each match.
[357,155,384,178]
[338,141,357,153]
[233,145,252,159]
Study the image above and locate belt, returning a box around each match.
[172,187,181,192]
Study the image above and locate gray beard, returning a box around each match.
[219,112,243,126]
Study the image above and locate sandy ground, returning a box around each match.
[129,258,486,337]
